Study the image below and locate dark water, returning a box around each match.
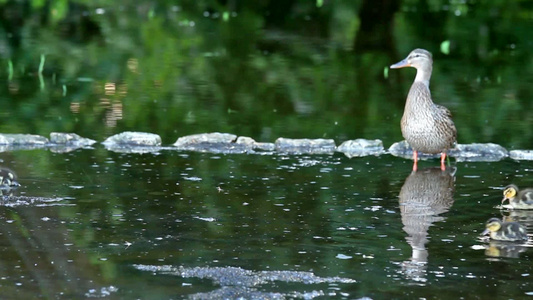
[0,0,532,298]
[1,149,532,299]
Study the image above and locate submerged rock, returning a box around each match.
[275,138,336,154]
[102,132,162,147]
[133,264,354,299]
[509,150,533,161]
[0,196,65,207]
[448,143,508,162]
[337,139,384,158]
[0,134,48,145]
[389,140,509,162]
[236,136,275,152]
[173,133,252,154]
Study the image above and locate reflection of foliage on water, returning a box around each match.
[0,0,531,148]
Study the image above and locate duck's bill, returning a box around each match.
[501,197,508,204]
[390,59,410,69]
[481,229,490,236]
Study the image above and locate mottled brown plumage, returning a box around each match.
[391,49,457,171]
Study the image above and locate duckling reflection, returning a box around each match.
[399,167,455,281]
[485,241,527,258]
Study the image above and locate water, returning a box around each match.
[0,149,531,298]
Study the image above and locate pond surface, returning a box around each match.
[0,0,533,298]
[1,149,532,299]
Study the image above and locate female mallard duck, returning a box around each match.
[390,49,457,171]
[502,184,533,209]
[482,217,528,241]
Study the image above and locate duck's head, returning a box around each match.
[482,218,502,236]
[502,184,518,204]
[390,49,433,70]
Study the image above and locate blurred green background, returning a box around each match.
[0,0,531,148]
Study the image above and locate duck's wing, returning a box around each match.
[434,104,458,143]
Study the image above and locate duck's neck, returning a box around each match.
[414,64,432,89]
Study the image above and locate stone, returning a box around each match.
[102,131,161,147]
[254,142,276,152]
[337,139,384,158]
[173,133,251,154]
[388,140,439,160]
[236,136,275,152]
[0,134,48,145]
[448,143,508,162]
[389,140,508,162]
[174,133,237,146]
[275,138,336,154]
[174,142,251,154]
[509,150,533,161]
[50,132,96,146]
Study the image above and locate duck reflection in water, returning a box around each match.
[398,167,456,281]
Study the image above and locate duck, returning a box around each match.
[502,184,533,209]
[390,49,457,171]
[482,217,528,241]
[0,167,19,189]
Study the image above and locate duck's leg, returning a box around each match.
[440,152,446,171]
[412,150,418,172]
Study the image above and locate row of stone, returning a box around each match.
[0,131,531,161]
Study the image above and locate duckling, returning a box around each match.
[502,184,533,209]
[0,168,19,189]
[390,49,457,171]
[482,218,528,242]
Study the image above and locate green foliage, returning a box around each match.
[0,0,530,148]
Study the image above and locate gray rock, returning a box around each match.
[102,131,161,147]
[388,140,439,159]
[50,132,96,146]
[275,138,336,154]
[0,134,48,145]
[173,133,254,154]
[510,150,533,161]
[174,142,251,154]
[337,139,384,158]
[102,145,162,154]
[174,132,237,147]
[389,140,509,162]
[449,143,508,162]
[236,136,275,152]
[254,142,276,152]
